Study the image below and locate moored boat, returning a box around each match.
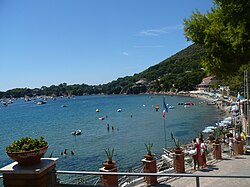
[72,130,81,135]
[37,101,47,105]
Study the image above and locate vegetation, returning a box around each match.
[1,1,249,98]
[6,136,48,153]
[144,143,153,155]
[171,133,181,150]
[184,0,250,84]
[104,148,115,164]
[0,44,208,98]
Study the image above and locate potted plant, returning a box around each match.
[102,148,116,169]
[171,133,182,154]
[144,143,155,160]
[214,128,223,143]
[100,148,118,186]
[171,133,185,173]
[142,143,158,185]
[6,136,48,166]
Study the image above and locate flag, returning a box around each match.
[163,97,168,113]
[162,97,168,119]
[162,109,166,118]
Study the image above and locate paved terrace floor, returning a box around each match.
[150,153,250,187]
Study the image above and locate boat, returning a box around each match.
[96,109,100,112]
[207,101,216,105]
[117,109,122,112]
[2,102,8,107]
[72,130,81,135]
[168,105,175,109]
[184,102,195,105]
[98,117,105,120]
[37,101,47,105]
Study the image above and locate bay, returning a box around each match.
[0,95,221,172]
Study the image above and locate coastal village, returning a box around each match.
[1,74,250,187]
[1,0,250,187]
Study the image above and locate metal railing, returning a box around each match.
[56,170,250,187]
[56,147,219,186]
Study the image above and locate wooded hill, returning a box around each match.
[103,43,206,94]
[1,44,208,98]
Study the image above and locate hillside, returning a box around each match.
[1,44,206,98]
[102,44,206,94]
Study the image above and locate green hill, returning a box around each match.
[102,44,206,94]
[1,44,207,98]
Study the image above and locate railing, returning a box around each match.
[56,170,250,187]
[0,175,3,187]
[57,146,218,186]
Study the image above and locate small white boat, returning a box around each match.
[168,105,175,109]
[117,109,122,112]
[37,101,47,105]
[98,117,105,120]
[72,130,81,135]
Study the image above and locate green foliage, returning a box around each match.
[6,137,48,153]
[144,143,153,155]
[0,44,210,97]
[104,148,114,163]
[184,0,250,81]
[214,127,223,140]
[171,133,181,149]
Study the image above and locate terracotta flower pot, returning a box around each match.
[102,160,116,169]
[144,153,155,160]
[174,148,183,154]
[6,145,48,166]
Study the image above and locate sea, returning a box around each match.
[0,95,223,181]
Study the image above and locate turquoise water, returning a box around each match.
[0,95,221,172]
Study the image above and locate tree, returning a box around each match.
[184,0,250,80]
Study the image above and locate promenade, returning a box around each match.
[154,152,250,187]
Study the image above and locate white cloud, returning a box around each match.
[139,24,183,36]
[134,45,163,48]
[122,52,129,56]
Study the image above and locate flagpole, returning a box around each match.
[164,115,167,149]
[163,96,167,149]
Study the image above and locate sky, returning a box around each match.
[0,0,214,92]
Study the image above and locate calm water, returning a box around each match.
[0,95,221,172]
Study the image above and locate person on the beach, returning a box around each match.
[229,137,235,158]
[192,138,200,170]
[200,138,207,168]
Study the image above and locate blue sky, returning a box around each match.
[0,0,213,91]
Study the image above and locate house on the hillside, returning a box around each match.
[197,76,218,91]
[136,79,148,85]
